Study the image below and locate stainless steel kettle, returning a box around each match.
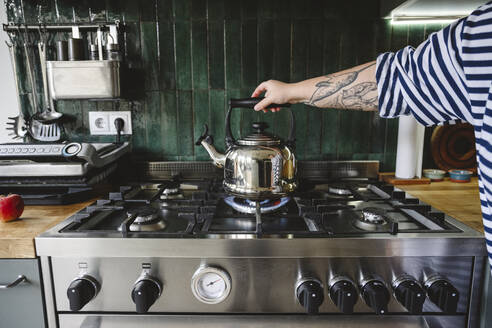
[196,97,296,200]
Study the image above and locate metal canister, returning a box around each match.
[68,38,84,61]
[56,40,68,61]
[89,44,99,61]
[106,43,121,61]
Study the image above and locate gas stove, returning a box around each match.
[56,178,460,238]
[36,161,487,328]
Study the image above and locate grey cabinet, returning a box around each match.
[0,259,45,328]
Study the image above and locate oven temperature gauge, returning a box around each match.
[191,266,231,304]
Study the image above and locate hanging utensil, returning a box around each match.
[5,38,28,140]
[18,27,61,141]
[20,25,39,114]
[29,119,61,142]
[32,39,63,123]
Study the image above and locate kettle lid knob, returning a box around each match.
[252,122,269,133]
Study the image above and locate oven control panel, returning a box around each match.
[52,257,472,315]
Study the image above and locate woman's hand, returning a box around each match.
[251,80,301,112]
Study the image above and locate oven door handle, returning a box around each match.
[0,275,27,289]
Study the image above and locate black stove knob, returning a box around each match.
[393,277,426,314]
[131,277,162,313]
[361,280,390,314]
[296,279,324,314]
[425,277,459,313]
[67,275,100,311]
[329,278,358,314]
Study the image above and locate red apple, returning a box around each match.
[0,194,24,222]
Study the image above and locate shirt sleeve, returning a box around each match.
[375,18,474,126]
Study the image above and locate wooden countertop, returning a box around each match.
[398,177,484,233]
[0,178,484,259]
[0,199,96,258]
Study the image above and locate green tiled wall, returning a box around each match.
[5,0,443,170]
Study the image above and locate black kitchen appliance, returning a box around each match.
[0,141,130,204]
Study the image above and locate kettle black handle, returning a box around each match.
[229,97,291,109]
[225,97,295,149]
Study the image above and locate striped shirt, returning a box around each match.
[376,1,492,271]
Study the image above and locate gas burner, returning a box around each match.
[328,184,353,196]
[122,206,167,232]
[159,181,184,200]
[224,196,290,214]
[353,207,387,231]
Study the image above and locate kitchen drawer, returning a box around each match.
[0,259,45,328]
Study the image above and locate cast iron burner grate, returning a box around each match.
[56,178,462,238]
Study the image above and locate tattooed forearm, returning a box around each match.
[340,82,378,110]
[307,72,358,104]
[304,62,377,111]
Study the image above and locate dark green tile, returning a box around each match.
[208,0,224,20]
[106,0,122,22]
[175,20,192,90]
[129,100,148,152]
[241,0,257,19]
[241,20,257,89]
[292,0,324,19]
[140,0,156,21]
[355,20,378,64]
[157,0,173,21]
[273,20,290,82]
[225,20,241,89]
[71,0,91,22]
[140,22,159,91]
[25,0,56,23]
[258,20,274,82]
[224,1,241,19]
[390,24,409,52]
[177,90,194,156]
[209,89,226,150]
[292,104,309,159]
[320,107,338,157]
[258,1,275,19]
[173,0,191,19]
[159,20,176,90]
[191,0,206,19]
[307,20,324,77]
[161,91,178,156]
[273,0,290,19]
[6,0,24,24]
[88,0,107,22]
[145,92,163,157]
[208,20,225,89]
[408,24,426,48]
[291,21,309,81]
[193,89,210,160]
[304,107,323,160]
[192,20,208,89]
[122,23,144,98]
[9,0,404,166]
[376,20,392,57]
[120,1,139,22]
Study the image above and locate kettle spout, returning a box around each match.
[201,141,226,168]
[195,125,226,168]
